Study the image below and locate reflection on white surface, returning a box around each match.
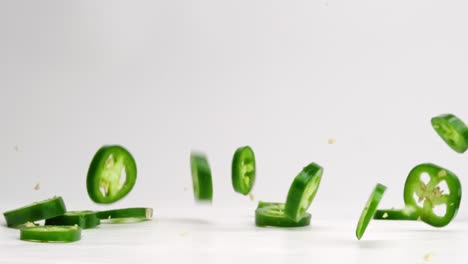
[0,207,466,264]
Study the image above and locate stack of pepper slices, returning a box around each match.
[2,113,466,242]
[3,145,153,243]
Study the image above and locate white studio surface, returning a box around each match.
[0,206,468,264]
[2,0,468,263]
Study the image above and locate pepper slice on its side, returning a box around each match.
[403,163,462,227]
[45,211,100,229]
[284,162,323,222]
[373,206,419,220]
[190,152,213,201]
[356,183,386,240]
[431,114,468,153]
[20,225,81,243]
[87,145,137,204]
[232,146,256,195]
[3,197,66,228]
[96,207,153,223]
[255,203,311,228]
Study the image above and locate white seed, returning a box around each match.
[423,252,433,262]
[24,222,36,228]
[146,208,153,219]
[34,183,40,191]
[328,138,336,144]
[438,170,447,177]
[249,193,255,201]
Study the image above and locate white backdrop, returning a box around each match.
[1,1,468,263]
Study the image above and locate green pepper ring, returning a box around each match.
[87,145,137,204]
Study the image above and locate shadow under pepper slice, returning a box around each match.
[431,114,468,153]
[403,163,462,227]
[87,145,137,204]
[232,146,256,195]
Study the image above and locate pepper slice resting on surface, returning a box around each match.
[232,146,256,195]
[20,225,81,243]
[373,206,419,220]
[3,197,66,228]
[284,162,323,222]
[96,207,153,223]
[255,203,311,228]
[356,183,386,240]
[403,163,462,227]
[190,152,213,201]
[87,145,137,204]
[431,114,468,153]
[45,211,100,229]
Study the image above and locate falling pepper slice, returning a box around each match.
[86,145,137,204]
[403,163,462,227]
[431,114,468,153]
[232,146,256,195]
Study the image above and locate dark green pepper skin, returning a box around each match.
[87,145,137,204]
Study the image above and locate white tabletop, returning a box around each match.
[1,207,466,264]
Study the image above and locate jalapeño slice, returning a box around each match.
[3,197,66,228]
[431,114,468,153]
[190,152,213,201]
[87,145,137,204]
[284,162,323,222]
[232,146,256,195]
[255,203,311,228]
[403,163,461,227]
[356,183,386,240]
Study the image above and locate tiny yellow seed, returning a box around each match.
[438,170,447,177]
